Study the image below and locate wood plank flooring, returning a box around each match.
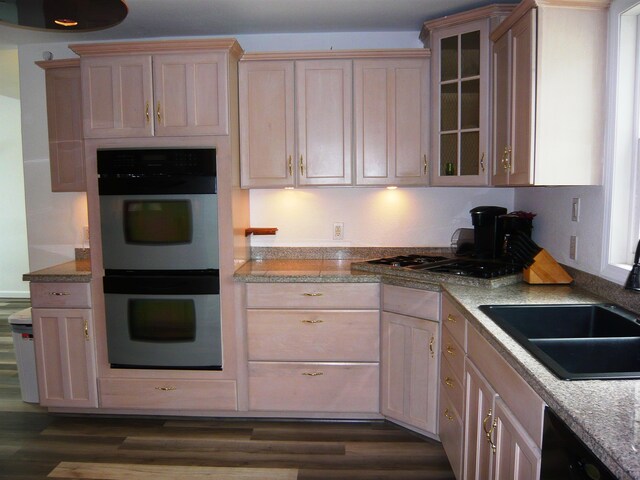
[0,298,455,480]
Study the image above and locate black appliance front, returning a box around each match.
[103,272,221,370]
[98,148,218,272]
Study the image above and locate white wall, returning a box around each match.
[0,48,30,297]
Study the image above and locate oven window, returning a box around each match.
[128,299,196,342]
[124,200,192,244]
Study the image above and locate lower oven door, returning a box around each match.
[103,272,221,370]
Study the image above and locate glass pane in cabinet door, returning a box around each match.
[440,133,458,176]
[461,31,481,78]
[461,79,480,129]
[441,83,458,131]
[441,36,458,81]
[460,131,480,175]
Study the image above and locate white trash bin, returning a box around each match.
[8,307,39,403]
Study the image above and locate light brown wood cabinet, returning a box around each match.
[381,285,439,435]
[36,59,86,192]
[72,41,236,139]
[490,1,608,186]
[354,58,429,186]
[30,282,97,408]
[245,282,380,414]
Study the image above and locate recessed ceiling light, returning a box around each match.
[54,19,79,27]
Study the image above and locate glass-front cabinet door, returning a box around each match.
[429,19,490,186]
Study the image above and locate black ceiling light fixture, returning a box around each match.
[0,0,128,31]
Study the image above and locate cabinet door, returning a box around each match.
[239,61,295,187]
[43,65,86,192]
[81,55,153,138]
[491,32,511,186]
[431,20,490,186]
[354,58,428,186]
[296,60,353,186]
[493,398,541,480]
[32,308,98,408]
[381,311,439,434]
[464,360,497,480]
[153,52,228,136]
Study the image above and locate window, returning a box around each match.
[603,0,640,283]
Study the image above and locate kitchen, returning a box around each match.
[2,0,640,479]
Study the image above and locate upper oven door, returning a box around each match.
[100,193,219,271]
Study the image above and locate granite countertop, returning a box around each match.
[235,258,639,480]
[22,259,91,282]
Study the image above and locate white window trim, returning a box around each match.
[602,0,640,284]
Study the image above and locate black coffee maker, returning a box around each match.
[470,206,507,259]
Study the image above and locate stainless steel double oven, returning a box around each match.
[98,148,221,370]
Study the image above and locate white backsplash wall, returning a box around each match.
[249,187,515,247]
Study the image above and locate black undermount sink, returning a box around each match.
[478,304,640,380]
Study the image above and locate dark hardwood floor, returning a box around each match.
[0,298,455,480]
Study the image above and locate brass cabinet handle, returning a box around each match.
[156,102,162,123]
[145,102,150,123]
[480,152,485,172]
[83,320,89,341]
[302,292,323,297]
[423,154,428,175]
[482,408,498,453]
[301,319,323,324]
[444,376,454,388]
[444,408,454,421]
[447,313,457,323]
[302,372,323,377]
[288,155,293,176]
[502,146,512,172]
[446,344,456,356]
[49,291,70,296]
[155,386,177,391]
[299,155,304,176]
[429,335,435,359]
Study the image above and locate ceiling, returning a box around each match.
[0,0,513,47]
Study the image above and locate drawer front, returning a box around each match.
[439,388,463,480]
[440,352,464,415]
[246,283,380,309]
[247,310,379,362]
[30,282,91,308]
[441,294,466,350]
[382,284,440,320]
[99,378,237,411]
[441,326,464,379]
[248,362,379,413]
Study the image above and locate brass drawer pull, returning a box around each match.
[288,155,293,176]
[302,292,323,297]
[480,152,485,172]
[302,372,323,377]
[300,155,304,176]
[444,408,454,421]
[155,386,177,391]
[301,319,323,324]
[483,408,498,453]
[156,102,162,123]
[49,292,70,296]
[444,376,454,388]
[429,335,435,359]
[145,101,150,123]
[423,154,428,175]
[84,320,89,341]
[446,344,456,356]
[447,313,457,323]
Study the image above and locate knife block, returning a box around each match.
[523,249,573,284]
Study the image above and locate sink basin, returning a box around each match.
[479,304,640,380]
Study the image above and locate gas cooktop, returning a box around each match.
[364,254,521,279]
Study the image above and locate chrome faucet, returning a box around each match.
[625,239,640,291]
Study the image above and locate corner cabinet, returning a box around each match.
[36,59,86,192]
[30,282,97,408]
[421,5,515,186]
[490,0,608,186]
[70,40,240,139]
[381,284,440,436]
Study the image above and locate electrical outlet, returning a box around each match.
[569,235,577,260]
[571,198,580,222]
[333,222,344,241]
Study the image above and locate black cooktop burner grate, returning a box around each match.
[366,255,521,279]
[366,254,448,267]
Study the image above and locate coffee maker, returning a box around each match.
[470,206,507,259]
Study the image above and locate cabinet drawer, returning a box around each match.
[439,388,463,480]
[247,310,379,362]
[441,326,464,379]
[248,362,379,413]
[30,282,91,308]
[441,295,466,349]
[382,284,440,320]
[440,353,464,415]
[246,283,379,309]
[98,378,237,411]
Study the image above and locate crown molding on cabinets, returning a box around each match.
[35,58,80,69]
[69,38,244,59]
[240,49,430,62]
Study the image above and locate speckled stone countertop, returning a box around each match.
[235,259,639,480]
[22,259,91,283]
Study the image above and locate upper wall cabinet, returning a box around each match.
[421,5,515,187]
[354,57,429,186]
[490,0,609,186]
[70,40,243,139]
[36,59,86,192]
